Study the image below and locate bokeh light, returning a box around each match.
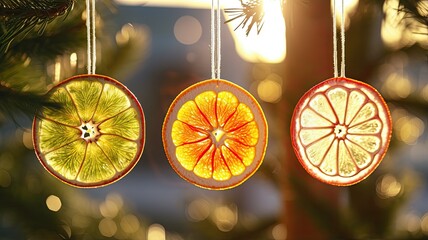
[120,214,141,234]
[257,73,283,103]
[212,204,238,232]
[22,129,33,150]
[383,73,413,99]
[272,223,287,240]
[46,195,62,212]
[405,213,421,233]
[186,198,211,222]
[147,224,166,240]
[331,0,359,29]
[174,15,202,45]
[70,52,77,69]
[382,0,428,49]
[99,193,123,218]
[116,24,136,46]
[98,218,117,237]
[393,110,425,145]
[376,174,402,199]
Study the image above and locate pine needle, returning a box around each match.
[0,0,75,53]
[225,0,265,36]
[398,0,428,31]
[0,84,61,125]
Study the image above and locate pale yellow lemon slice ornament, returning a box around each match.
[291,77,392,186]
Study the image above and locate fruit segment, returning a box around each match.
[66,80,102,121]
[176,138,212,171]
[223,103,254,131]
[212,148,232,181]
[39,120,81,152]
[220,145,246,175]
[216,91,239,127]
[193,144,215,179]
[99,108,141,141]
[43,87,81,126]
[177,101,211,130]
[223,139,255,166]
[227,121,258,146]
[345,91,366,125]
[309,94,336,123]
[171,121,209,146]
[45,139,86,180]
[327,87,348,124]
[96,135,138,171]
[195,91,218,128]
[291,77,391,186]
[93,83,131,123]
[77,143,116,183]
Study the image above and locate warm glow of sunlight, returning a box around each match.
[382,0,428,49]
[117,0,286,63]
[116,0,211,8]
[226,0,286,63]
[331,0,359,29]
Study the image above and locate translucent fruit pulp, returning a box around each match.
[291,77,392,186]
[33,74,145,188]
[163,79,268,190]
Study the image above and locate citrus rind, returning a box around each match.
[33,74,145,188]
[291,77,392,186]
[162,79,268,190]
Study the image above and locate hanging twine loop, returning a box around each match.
[211,0,221,80]
[86,0,96,75]
[332,0,346,78]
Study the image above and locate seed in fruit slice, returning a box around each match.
[32,74,145,188]
[290,77,392,186]
[162,79,268,190]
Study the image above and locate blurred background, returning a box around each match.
[0,0,427,239]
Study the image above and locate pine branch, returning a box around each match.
[0,84,60,125]
[398,0,428,29]
[0,0,74,53]
[9,15,86,60]
[225,0,266,36]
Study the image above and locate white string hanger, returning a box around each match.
[86,0,96,75]
[332,0,346,78]
[211,0,221,80]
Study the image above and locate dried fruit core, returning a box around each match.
[212,128,226,144]
[79,120,100,142]
[334,124,347,139]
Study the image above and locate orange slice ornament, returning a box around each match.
[163,79,268,190]
[33,74,145,188]
[291,77,392,186]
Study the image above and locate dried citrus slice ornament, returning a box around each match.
[162,79,268,190]
[33,74,145,188]
[291,77,392,186]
